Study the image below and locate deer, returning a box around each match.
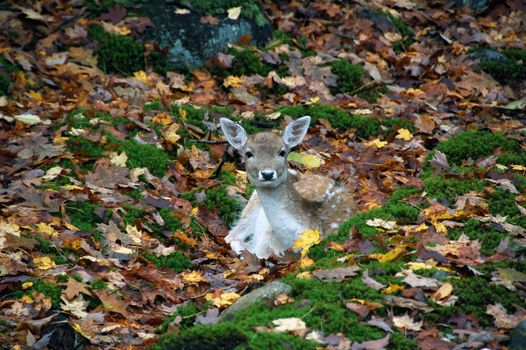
[220,116,356,259]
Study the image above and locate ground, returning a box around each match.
[0,1,525,350]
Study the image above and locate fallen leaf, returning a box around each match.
[393,314,423,331]
[227,6,242,20]
[313,265,361,282]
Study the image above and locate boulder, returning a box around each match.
[141,0,272,68]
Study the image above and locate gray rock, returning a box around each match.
[467,48,508,62]
[456,0,491,13]
[141,0,272,68]
[219,281,291,321]
[510,319,526,350]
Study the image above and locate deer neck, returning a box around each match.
[255,176,311,244]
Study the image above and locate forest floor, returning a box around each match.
[1,1,526,349]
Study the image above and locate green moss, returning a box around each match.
[422,174,485,203]
[389,332,417,350]
[203,186,241,227]
[448,219,507,256]
[158,303,200,332]
[429,130,526,167]
[32,279,63,308]
[478,48,526,85]
[309,187,420,262]
[66,201,108,232]
[176,0,267,27]
[114,138,171,177]
[33,236,69,265]
[145,100,162,111]
[277,104,414,138]
[331,60,364,94]
[152,323,248,350]
[90,279,108,290]
[143,250,193,272]
[125,188,145,200]
[240,332,317,350]
[122,205,147,226]
[66,137,106,159]
[487,189,526,228]
[228,48,271,77]
[0,73,10,96]
[88,24,144,74]
[450,276,526,326]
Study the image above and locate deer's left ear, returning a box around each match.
[283,116,310,148]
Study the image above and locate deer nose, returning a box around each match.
[260,170,276,181]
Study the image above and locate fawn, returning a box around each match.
[220,116,355,258]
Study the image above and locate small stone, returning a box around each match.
[509,319,526,350]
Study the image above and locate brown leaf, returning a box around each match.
[351,334,390,350]
[63,278,90,300]
[312,265,361,282]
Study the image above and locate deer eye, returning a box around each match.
[245,150,253,158]
[278,149,286,157]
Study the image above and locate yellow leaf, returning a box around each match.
[223,75,242,88]
[395,128,413,141]
[433,282,453,300]
[205,292,240,308]
[21,295,34,303]
[22,282,33,289]
[381,283,404,294]
[307,96,320,104]
[110,151,128,167]
[364,138,388,148]
[296,271,313,279]
[63,184,84,190]
[152,112,173,126]
[370,245,407,263]
[163,123,181,144]
[227,6,242,20]
[299,257,314,268]
[35,223,59,237]
[33,256,56,270]
[512,165,526,171]
[287,152,324,169]
[134,70,151,84]
[182,270,207,284]
[431,220,447,234]
[292,229,320,254]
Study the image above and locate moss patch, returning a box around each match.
[478,48,526,85]
[143,250,192,272]
[429,130,526,166]
[331,59,364,94]
[113,138,171,178]
[277,104,414,138]
[88,24,168,75]
[176,0,267,27]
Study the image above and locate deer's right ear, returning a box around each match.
[220,118,248,151]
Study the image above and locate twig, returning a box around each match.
[189,139,228,144]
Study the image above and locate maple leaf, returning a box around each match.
[61,295,89,319]
[486,303,526,329]
[393,314,423,331]
[227,6,242,20]
[33,256,56,270]
[205,291,240,308]
[272,317,307,335]
[395,128,413,141]
[182,270,207,284]
[364,139,388,148]
[287,152,324,169]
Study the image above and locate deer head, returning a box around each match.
[220,116,311,188]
